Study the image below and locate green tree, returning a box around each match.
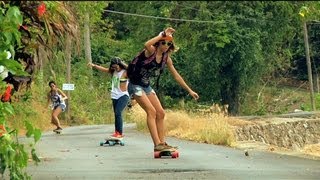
[102,1,305,114]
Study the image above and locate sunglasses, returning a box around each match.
[160,41,173,46]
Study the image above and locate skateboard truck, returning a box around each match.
[100,137,125,146]
[154,150,179,158]
[53,129,62,134]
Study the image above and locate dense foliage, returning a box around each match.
[101,1,308,114]
[0,4,41,180]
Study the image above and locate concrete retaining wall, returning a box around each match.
[234,119,320,150]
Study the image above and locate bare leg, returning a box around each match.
[52,107,62,128]
[51,117,58,127]
[146,93,165,143]
[51,110,58,127]
[134,93,161,146]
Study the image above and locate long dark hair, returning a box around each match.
[48,80,57,95]
[108,57,128,75]
[48,80,56,87]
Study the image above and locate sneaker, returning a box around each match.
[111,131,123,138]
[164,142,178,150]
[53,127,62,132]
[154,143,175,151]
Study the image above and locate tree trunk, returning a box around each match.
[221,83,239,116]
[303,21,316,110]
[226,92,239,116]
[38,45,48,93]
[84,12,93,88]
[312,72,319,93]
[65,35,72,123]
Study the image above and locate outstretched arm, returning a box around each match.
[166,57,199,100]
[87,62,110,73]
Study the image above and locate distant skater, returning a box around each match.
[47,81,67,132]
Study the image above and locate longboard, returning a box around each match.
[53,129,62,134]
[100,137,124,146]
[154,149,179,158]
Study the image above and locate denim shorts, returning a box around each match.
[128,83,155,97]
[54,104,66,112]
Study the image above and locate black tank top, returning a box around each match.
[129,52,165,87]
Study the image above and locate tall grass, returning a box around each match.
[127,105,251,147]
[9,97,52,135]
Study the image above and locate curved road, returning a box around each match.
[25,123,320,180]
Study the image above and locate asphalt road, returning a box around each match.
[23,123,320,180]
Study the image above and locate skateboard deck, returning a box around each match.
[154,149,179,158]
[53,129,62,134]
[100,137,124,146]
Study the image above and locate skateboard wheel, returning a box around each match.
[171,151,179,158]
[109,141,115,146]
[120,141,125,146]
[100,142,104,146]
[154,151,161,158]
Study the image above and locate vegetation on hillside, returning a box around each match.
[6,1,320,118]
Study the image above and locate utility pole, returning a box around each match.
[84,12,93,89]
[303,21,316,111]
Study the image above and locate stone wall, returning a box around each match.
[234,119,320,150]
